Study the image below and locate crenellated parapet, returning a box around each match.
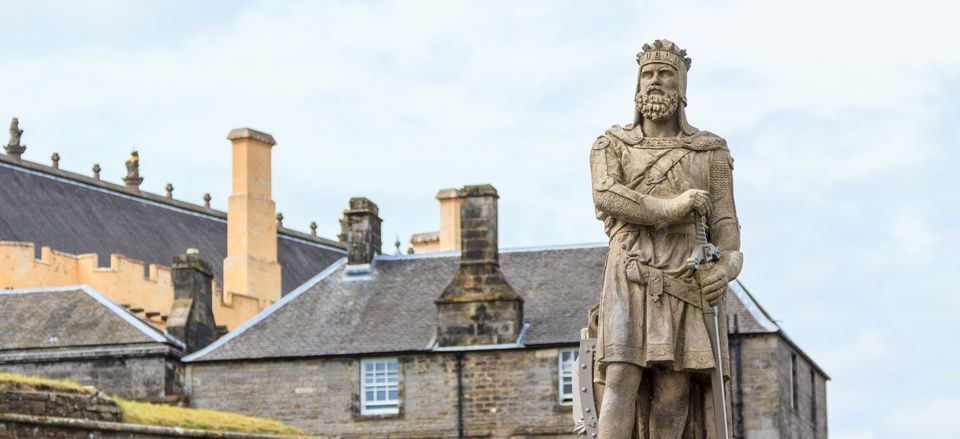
[0,242,261,331]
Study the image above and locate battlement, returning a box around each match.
[0,242,263,331]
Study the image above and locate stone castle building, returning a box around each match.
[0,122,829,438]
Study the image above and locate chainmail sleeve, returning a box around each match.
[708,148,743,277]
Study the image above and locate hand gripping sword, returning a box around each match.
[686,213,730,439]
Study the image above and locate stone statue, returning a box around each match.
[583,39,743,439]
[5,118,26,157]
[123,151,144,189]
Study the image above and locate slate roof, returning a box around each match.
[0,286,183,351]
[187,243,784,362]
[0,156,346,294]
[727,279,780,334]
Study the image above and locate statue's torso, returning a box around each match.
[611,136,715,276]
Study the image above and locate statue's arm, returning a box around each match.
[590,135,677,228]
[707,149,743,280]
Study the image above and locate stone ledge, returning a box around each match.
[227,128,276,146]
[0,412,306,438]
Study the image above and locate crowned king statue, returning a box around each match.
[578,39,744,439]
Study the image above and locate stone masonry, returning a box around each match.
[188,347,577,438]
[0,352,181,402]
[0,389,120,422]
[728,333,827,439]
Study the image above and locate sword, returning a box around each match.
[686,213,730,439]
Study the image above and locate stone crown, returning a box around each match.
[636,39,691,71]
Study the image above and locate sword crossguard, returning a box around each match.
[687,213,720,271]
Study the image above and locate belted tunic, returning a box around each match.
[589,124,740,380]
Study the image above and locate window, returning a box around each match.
[559,349,580,404]
[810,369,817,427]
[790,353,798,410]
[360,358,399,415]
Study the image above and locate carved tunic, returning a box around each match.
[590,124,738,377]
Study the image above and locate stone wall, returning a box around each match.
[188,347,577,438]
[0,390,120,422]
[729,333,828,439]
[0,413,297,438]
[774,336,828,439]
[0,348,181,401]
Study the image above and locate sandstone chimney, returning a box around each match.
[167,249,217,354]
[436,188,461,252]
[223,128,282,308]
[338,197,382,266]
[436,184,523,347]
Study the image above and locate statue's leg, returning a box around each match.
[649,369,691,439]
[598,362,643,439]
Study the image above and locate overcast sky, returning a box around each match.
[4,1,959,437]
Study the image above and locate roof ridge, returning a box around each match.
[376,242,608,261]
[0,155,345,250]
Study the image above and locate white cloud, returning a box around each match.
[2,1,960,437]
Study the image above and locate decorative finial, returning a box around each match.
[276,212,284,227]
[309,221,317,237]
[51,153,60,169]
[122,150,143,191]
[203,193,212,208]
[92,163,101,180]
[5,117,26,159]
[394,232,402,255]
[165,183,174,198]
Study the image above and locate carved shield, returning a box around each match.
[572,337,599,438]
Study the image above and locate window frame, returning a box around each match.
[790,353,799,411]
[359,357,400,416]
[558,348,580,405]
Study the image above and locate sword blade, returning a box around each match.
[703,305,730,439]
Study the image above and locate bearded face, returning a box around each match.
[636,63,681,122]
[635,91,679,122]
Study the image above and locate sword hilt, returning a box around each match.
[687,213,720,270]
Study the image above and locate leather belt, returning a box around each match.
[625,258,702,309]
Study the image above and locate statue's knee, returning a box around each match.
[653,370,690,402]
[604,362,642,389]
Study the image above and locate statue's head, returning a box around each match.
[633,39,698,134]
[128,151,139,164]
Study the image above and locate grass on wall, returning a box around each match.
[0,372,94,395]
[0,373,305,437]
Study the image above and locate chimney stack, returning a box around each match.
[435,184,523,347]
[338,197,382,266]
[167,249,217,354]
[436,188,462,252]
[223,128,282,307]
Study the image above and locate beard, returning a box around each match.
[635,90,680,122]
